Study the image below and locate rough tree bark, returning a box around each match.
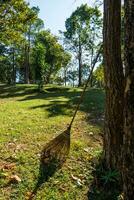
[103,0,124,169]
[123,0,134,198]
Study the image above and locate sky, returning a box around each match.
[27,0,94,35]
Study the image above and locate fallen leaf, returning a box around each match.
[59,186,66,192]
[71,174,82,187]
[3,163,16,170]
[76,179,82,187]
[7,142,16,149]
[84,148,89,153]
[88,132,94,136]
[25,192,34,200]
[10,175,21,183]
[71,174,78,181]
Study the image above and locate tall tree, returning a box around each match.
[103,0,124,169]
[64,4,102,87]
[32,30,71,85]
[23,6,39,84]
[62,53,72,86]
[0,0,36,84]
[123,0,134,198]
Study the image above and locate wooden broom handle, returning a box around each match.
[68,45,102,129]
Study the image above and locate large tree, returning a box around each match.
[103,0,124,169]
[0,0,38,84]
[64,4,102,87]
[23,6,43,84]
[32,30,71,85]
[123,0,134,198]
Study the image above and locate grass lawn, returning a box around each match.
[0,84,104,200]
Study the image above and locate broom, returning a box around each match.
[41,45,102,165]
[28,45,102,199]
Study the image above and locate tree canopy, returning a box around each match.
[63,4,102,86]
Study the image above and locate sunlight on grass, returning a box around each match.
[0,84,104,200]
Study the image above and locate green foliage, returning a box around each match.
[101,170,119,185]
[93,64,104,88]
[0,0,36,45]
[0,1,42,84]
[67,70,78,87]
[88,157,121,200]
[32,30,71,85]
[65,4,102,41]
[32,42,46,91]
[63,4,102,85]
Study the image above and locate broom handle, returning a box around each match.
[68,45,102,129]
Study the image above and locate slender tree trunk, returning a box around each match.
[90,76,93,88]
[12,47,16,85]
[78,53,82,87]
[103,0,124,169]
[123,0,134,198]
[27,26,31,84]
[46,64,53,84]
[24,44,28,83]
[24,26,31,84]
[26,45,30,84]
[78,35,82,87]
[64,68,67,86]
[73,77,74,87]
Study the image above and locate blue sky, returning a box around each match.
[28,0,94,35]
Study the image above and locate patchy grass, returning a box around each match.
[0,84,104,200]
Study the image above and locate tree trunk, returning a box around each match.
[24,26,31,84]
[24,44,30,84]
[73,77,74,87]
[90,76,93,88]
[123,0,134,198]
[64,68,67,86]
[46,64,53,84]
[103,0,124,169]
[78,35,82,87]
[12,47,16,85]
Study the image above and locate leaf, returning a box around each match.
[76,179,82,187]
[71,174,78,181]
[88,132,94,136]
[71,174,82,187]
[25,192,34,200]
[9,175,21,183]
[3,163,16,170]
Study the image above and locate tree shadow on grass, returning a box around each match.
[0,85,105,122]
[24,88,105,121]
[0,85,109,199]
[28,159,62,200]
[31,101,73,117]
[87,158,122,200]
[0,84,37,98]
[0,85,70,99]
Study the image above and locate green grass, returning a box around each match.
[0,84,104,200]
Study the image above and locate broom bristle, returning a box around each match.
[41,127,71,165]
